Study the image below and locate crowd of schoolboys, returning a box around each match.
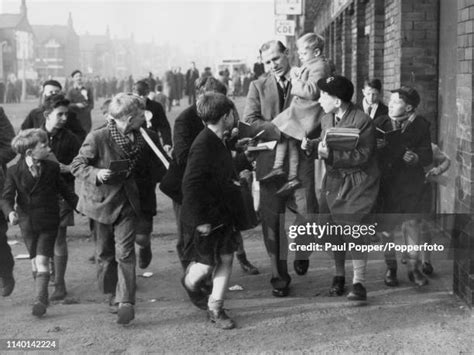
[0,42,450,330]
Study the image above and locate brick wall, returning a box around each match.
[342,7,353,77]
[352,0,368,104]
[453,0,474,308]
[366,0,385,81]
[383,0,402,96]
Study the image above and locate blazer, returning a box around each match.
[358,101,388,120]
[180,128,240,228]
[159,104,204,203]
[70,127,141,224]
[47,127,82,186]
[21,107,87,142]
[243,73,294,180]
[145,98,172,146]
[0,107,16,172]
[1,158,78,232]
[373,114,432,213]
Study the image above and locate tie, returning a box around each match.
[30,163,40,178]
[279,76,287,92]
[367,106,373,116]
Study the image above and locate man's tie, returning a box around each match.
[367,105,373,116]
[30,163,40,178]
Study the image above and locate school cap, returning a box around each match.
[390,86,420,108]
[317,75,354,103]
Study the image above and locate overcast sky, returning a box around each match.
[2,0,282,67]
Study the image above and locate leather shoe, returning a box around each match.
[294,260,309,275]
[1,276,15,297]
[237,254,259,275]
[276,179,302,197]
[272,287,289,297]
[328,276,345,296]
[32,301,47,317]
[117,303,135,324]
[260,167,286,183]
[384,268,399,287]
[408,269,428,286]
[181,276,208,310]
[138,245,152,269]
[207,308,235,330]
[422,262,434,275]
[347,283,367,301]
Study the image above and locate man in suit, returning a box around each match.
[21,80,86,142]
[243,40,319,297]
[133,80,172,156]
[360,78,388,120]
[66,70,94,133]
[71,93,148,325]
[185,62,200,105]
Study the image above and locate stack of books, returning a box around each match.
[324,127,360,150]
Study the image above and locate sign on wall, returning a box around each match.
[274,0,302,15]
[275,19,296,36]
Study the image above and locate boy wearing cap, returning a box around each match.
[373,86,432,287]
[301,75,380,301]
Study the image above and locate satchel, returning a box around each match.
[233,180,259,231]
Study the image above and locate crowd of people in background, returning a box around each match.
[0,32,451,331]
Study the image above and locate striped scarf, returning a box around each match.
[107,119,146,175]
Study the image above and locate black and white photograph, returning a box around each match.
[0,0,473,353]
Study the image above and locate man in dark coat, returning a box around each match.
[243,40,318,297]
[66,70,94,133]
[185,62,200,105]
[373,86,432,287]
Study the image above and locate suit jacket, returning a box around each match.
[373,114,432,213]
[159,104,205,203]
[70,127,141,224]
[21,107,87,142]
[145,98,172,146]
[0,107,16,172]
[272,57,332,140]
[358,101,388,120]
[1,158,78,231]
[243,73,295,180]
[181,128,239,228]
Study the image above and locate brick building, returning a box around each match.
[285,0,474,307]
[32,13,80,80]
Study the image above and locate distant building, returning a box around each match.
[79,28,114,77]
[32,13,80,80]
[0,0,35,81]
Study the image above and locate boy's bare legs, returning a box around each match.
[403,219,428,286]
[208,254,235,329]
[276,138,302,195]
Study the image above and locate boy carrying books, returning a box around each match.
[1,129,78,317]
[373,86,433,287]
